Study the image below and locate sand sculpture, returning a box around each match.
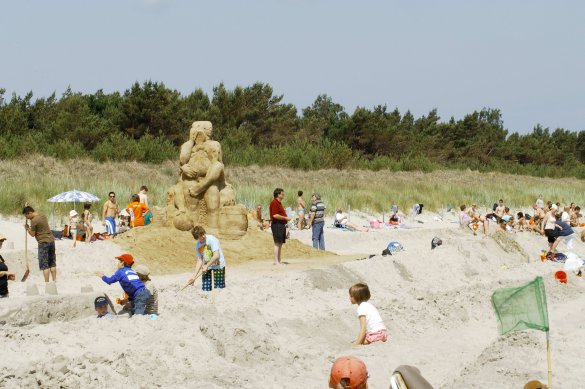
[166,121,248,239]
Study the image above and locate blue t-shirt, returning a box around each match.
[196,234,225,270]
[102,267,145,300]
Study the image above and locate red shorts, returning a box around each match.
[366,329,388,343]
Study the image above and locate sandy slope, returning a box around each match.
[1,211,584,388]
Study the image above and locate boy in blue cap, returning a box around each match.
[96,254,151,315]
[94,296,113,319]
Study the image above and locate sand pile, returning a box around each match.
[114,221,333,274]
[1,212,585,388]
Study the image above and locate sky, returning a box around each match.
[1,0,583,134]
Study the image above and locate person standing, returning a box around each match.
[188,225,226,291]
[102,192,119,235]
[23,206,56,283]
[269,188,292,265]
[296,191,307,230]
[126,194,150,227]
[308,193,326,250]
[536,194,545,210]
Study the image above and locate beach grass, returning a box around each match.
[1,156,583,223]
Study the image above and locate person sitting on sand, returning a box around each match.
[459,205,477,235]
[126,194,150,227]
[570,206,581,227]
[251,204,269,230]
[0,235,16,298]
[135,264,158,316]
[349,283,387,345]
[329,356,368,389]
[468,203,489,235]
[96,254,151,316]
[530,203,546,233]
[495,199,506,221]
[335,209,367,232]
[516,212,526,231]
[94,296,113,319]
[187,226,226,291]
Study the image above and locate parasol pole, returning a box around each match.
[546,331,552,389]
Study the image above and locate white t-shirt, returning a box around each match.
[196,234,225,270]
[357,301,386,333]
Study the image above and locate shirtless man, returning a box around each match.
[468,203,489,235]
[495,199,506,221]
[102,192,119,235]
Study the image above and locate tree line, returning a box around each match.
[1,81,584,177]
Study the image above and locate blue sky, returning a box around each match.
[1,0,583,133]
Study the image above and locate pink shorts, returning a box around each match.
[365,329,388,343]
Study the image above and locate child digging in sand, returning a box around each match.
[94,296,113,319]
[187,226,226,292]
[96,254,151,316]
[349,283,387,345]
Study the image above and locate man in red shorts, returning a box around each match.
[269,188,292,265]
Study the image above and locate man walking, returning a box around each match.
[23,206,56,283]
[269,188,292,265]
[308,193,326,250]
[102,191,119,235]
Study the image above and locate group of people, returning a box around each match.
[252,188,369,265]
[459,195,583,252]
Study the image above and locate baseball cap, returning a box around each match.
[0,234,6,241]
[134,264,150,276]
[328,356,368,389]
[115,254,134,266]
[94,296,108,307]
[69,210,78,217]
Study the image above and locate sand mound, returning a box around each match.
[114,222,332,274]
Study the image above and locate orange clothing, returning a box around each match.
[126,202,149,226]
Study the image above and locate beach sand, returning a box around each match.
[1,211,585,388]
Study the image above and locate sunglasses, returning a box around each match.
[109,195,115,198]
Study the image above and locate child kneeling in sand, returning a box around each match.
[94,296,113,319]
[96,254,151,316]
[349,283,387,345]
[187,226,226,291]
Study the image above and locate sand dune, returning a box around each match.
[1,211,584,388]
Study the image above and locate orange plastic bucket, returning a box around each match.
[555,270,567,284]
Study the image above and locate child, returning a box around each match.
[329,356,368,389]
[516,212,526,231]
[187,226,226,291]
[82,203,93,243]
[69,210,79,247]
[135,264,158,316]
[349,283,387,345]
[94,296,113,319]
[96,254,151,315]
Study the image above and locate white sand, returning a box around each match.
[1,211,585,388]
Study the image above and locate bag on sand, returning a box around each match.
[546,252,567,263]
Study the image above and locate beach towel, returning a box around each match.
[105,216,116,235]
[546,252,567,263]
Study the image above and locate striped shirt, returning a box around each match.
[310,200,326,224]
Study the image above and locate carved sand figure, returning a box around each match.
[167,121,246,238]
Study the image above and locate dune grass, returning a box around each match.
[1,156,583,223]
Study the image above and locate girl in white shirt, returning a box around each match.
[349,283,387,345]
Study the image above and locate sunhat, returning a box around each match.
[328,356,368,389]
[115,254,134,266]
[69,210,78,217]
[134,264,150,276]
[0,234,6,241]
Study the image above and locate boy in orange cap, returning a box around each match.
[96,254,151,315]
[328,356,368,389]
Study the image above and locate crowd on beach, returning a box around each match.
[459,194,583,253]
[1,186,569,388]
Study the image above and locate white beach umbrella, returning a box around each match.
[47,190,101,228]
